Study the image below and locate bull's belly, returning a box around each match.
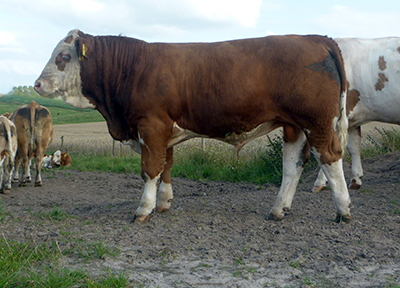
[169,121,279,150]
[122,121,279,154]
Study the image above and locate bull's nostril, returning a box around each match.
[34,81,41,91]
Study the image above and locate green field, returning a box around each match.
[0,93,104,125]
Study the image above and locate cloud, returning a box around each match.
[189,0,262,27]
[307,5,400,37]
[0,31,15,46]
[0,59,43,76]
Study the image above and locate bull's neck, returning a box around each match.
[80,36,148,142]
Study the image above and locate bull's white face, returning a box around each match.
[35,29,94,109]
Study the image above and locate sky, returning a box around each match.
[0,0,399,94]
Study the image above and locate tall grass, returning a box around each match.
[64,135,319,185]
[361,128,400,159]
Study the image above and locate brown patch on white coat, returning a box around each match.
[314,37,400,192]
[42,150,72,168]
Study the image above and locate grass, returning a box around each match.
[0,93,104,125]
[0,231,128,287]
[361,127,400,159]
[63,135,319,186]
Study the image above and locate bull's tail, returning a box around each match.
[326,44,348,155]
[29,102,36,154]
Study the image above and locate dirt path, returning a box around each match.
[1,122,400,287]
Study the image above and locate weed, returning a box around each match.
[36,206,71,221]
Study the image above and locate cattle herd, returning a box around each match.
[0,100,71,194]
[12,29,398,225]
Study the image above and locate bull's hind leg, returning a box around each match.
[310,131,351,223]
[157,147,174,213]
[3,154,15,192]
[268,125,309,220]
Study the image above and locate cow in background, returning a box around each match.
[314,37,400,192]
[10,101,54,186]
[35,30,351,223]
[0,116,17,193]
[42,150,72,168]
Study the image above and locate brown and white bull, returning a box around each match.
[9,101,54,186]
[314,37,400,192]
[34,29,351,223]
[0,116,17,193]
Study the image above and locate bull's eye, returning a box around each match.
[62,54,71,61]
[56,52,71,71]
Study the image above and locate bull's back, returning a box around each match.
[158,35,345,136]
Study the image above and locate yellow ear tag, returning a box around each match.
[82,44,86,57]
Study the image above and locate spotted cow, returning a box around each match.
[35,29,351,223]
[42,150,72,168]
[9,101,54,186]
[0,116,17,193]
[314,37,400,192]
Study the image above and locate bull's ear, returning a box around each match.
[75,37,92,60]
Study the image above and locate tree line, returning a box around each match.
[10,86,40,97]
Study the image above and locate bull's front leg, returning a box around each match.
[133,124,171,223]
[157,147,174,213]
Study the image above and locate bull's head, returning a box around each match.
[34,29,95,109]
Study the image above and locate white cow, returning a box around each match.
[0,116,18,193]
[314,37,400,192]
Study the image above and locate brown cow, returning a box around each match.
[0,116,17,193]
[9,101,54,186]
[34,29,351,223]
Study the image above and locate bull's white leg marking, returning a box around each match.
[312,148,351,218]
[157,181,173,212]
[269,132,307,219]
[135,173,160,217]
[347,128,363,189]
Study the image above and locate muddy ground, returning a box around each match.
[1,122,400,287]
